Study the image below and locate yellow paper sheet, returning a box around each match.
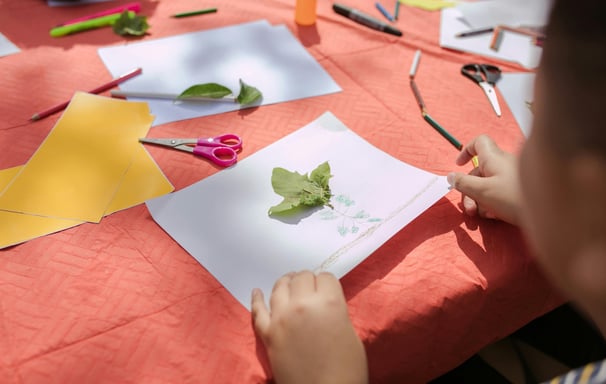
[0,166,81,248]
[105,144,173,214]
[0,92,154,223]
[0,145,173,249]
[399,0,457,11]
[0,92,174,249]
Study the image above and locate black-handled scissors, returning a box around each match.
[461,63,502,117]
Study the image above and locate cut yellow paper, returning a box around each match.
[105,145,174,215]
[0,92,153,223]
[0,145,174,249]
[0,166,82,248]
[0,166,19,186]
[399,0,457,11]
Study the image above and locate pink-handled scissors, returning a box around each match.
[139,133,242,167]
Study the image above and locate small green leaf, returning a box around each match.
[310,161,331,188]
[177,83,233,100]
[236,79,262,105]
[112,11,149,36]
[268,196,301,213]
[268,162,332,216]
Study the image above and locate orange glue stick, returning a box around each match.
[295,0,317,25]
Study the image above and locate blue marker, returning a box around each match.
[375,2,394,22]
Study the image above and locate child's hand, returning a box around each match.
[251,271,368,384]
[448,135,522,226]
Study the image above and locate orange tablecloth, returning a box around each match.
[0,1,562,382]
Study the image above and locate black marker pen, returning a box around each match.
[333,3,402,37]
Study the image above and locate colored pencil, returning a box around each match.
[422,111,463,150]
[394,0,401,21]
[455,27,494,38]
[31,68,142,121]
[409,49,421,78]
[375,2,394,22]
[110,90,237,102]
[490,25,546,51]
[172,8,217,18]
[409,79,426,113]
[406,52,466,152]
[58,2,141,26]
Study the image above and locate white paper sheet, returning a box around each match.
[499,72,535,137]
[457,0,551,30]
[440,8,543,69]
[0,32,20,58]
[98,20,341,126]
[146,112,450,309]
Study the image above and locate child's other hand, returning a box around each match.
[448,135,522,226]
[251,271,368,384]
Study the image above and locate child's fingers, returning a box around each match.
[270,272,293,311]
[456,134,500,166]
[251,288,270,337]
[448,172,487,203]
[315,272,342,294]
[289,270,316,297]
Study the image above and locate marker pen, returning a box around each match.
[333,3,402,37]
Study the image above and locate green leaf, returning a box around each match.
[176,79,262,104]
[309,161,331,188]
[177,83,233,100]
[268,162,332,216]
[236,79,262,105]
[112,11,150,36]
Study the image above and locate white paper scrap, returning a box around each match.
[499,72,535,137]
[457,0,551,30]
[440,8,543,69]
[0,32,20,58]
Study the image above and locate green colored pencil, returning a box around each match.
[422,111,463,150]
[172,7,217,18]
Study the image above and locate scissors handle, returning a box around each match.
[197,134,242,151]
[461,63,501,85]
[461,64,485,84]
[480,64,501,85]
[193,145,238,167]
[139,134,242,167]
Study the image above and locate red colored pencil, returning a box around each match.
[31,67,142,121]
[58,2,141,26]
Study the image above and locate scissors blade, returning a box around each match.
[138,137,196,153]
[139,138,195,146]
[479,82,501,117]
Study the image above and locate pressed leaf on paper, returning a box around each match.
[178,83,233,100]
[236,79,262,105]
[176,79,262,105]
[268,161,333,216]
